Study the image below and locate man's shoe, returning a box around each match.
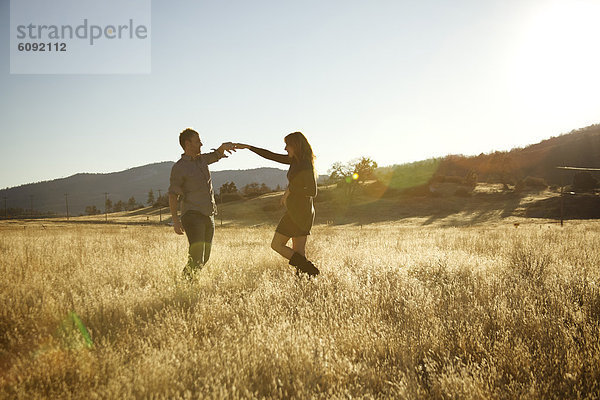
[182,264,194,281]
[182,256,203,280]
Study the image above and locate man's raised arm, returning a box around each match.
[205,142,236,164]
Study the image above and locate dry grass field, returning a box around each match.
[1,219,599,399]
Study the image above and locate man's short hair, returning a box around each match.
[179,128,199,150]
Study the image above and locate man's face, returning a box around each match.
[186,134,202,154]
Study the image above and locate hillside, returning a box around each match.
[2,123,599,217]
[0,163,290,216]
[216,182,596,227]
[435,124,600,185]
[22,180,596,230]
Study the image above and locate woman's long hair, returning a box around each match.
[285,131,317,179]
[285,131,315,166]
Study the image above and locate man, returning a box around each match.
[168,128,235,278]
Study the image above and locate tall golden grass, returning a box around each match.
[1,221,599,398]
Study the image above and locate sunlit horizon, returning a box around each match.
[1,0,599,189]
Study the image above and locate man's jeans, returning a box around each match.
[181,211,215,272]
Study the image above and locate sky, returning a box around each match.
[1,0,599,189]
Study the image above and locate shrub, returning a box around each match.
[465,170,478,186]
[429,175,444,184]
[514,180,525,192]
[242,182,271,198]
[523,176,548,188]
[454,187,471,197]
[515,177,548,192]
[573,172,599,192]
[444,175,465,184]
[84,205,100,215]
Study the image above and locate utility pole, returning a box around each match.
[555,166,600,227]
[219,188,223,227]
[559,172,564,227]
[157,189,162,222]
[64,193,69,221]
[104,192,109,222]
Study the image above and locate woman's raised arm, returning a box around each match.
[234,144,291,165]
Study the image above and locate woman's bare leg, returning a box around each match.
[291,236,307,257]
[271,232,294,260]
[272,233,318,276]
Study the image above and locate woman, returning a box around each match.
[235,132,320,277]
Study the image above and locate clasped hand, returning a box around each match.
[218,142,237,156]
[218,142,250,156]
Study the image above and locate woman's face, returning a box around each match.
[285,140,295,157]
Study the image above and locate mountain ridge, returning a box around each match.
[0,164,290,215]
[2,123,599,215]
[434,124,600,185]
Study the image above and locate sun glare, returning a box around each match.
[510,1,600,121]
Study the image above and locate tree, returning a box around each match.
[85,205,99,215]
[328,157,378,184]
[127,196,137,211]
[499,154,517,190]
[243,182,260,197]
[328,161,352,184]
[147,189,155,206]
[328,158,379,202]
[154,194,168,207]
[113,200,124,212]
[242,182,270,197]
[352,157,378,182]
[219,181,238,195]
[484,152,517,190]
[105,198,113,213]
